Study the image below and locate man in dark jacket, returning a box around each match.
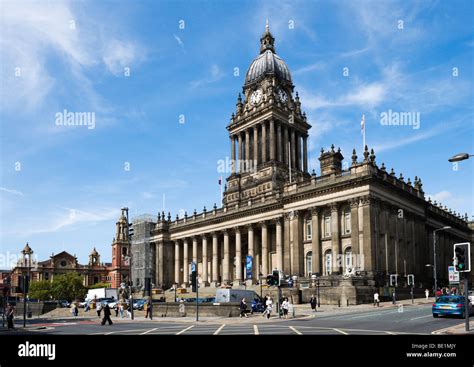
[309,295,317,312]
[6,303,15,330]
[145,298,153,320]
[101,304,113,325]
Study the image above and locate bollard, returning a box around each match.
[338,300,341,307]
[347,299,349,307]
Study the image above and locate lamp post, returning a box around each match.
[433,226,451,295]
[122,207,134,321]
[317,277,320,308]
[173,283,178,303]
[259,273,263,299]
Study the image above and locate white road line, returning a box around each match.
[386,331,397,335]
[410,314,432,321]
[333,328,349,335]
[176,325,194,335]
[253,325,259,335]
[214,324,226,335]
[289,326,302,335]
[140,328,158,335]
[103,329,145,335]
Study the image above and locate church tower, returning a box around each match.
[110,208,130,287]
[224,21,311,206]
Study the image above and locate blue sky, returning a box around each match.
[1,0,473,267]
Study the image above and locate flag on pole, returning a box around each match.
[361,113,366,151]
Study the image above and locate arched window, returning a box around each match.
[122,247,128,256]
[306,251,313,276]
[344,247,352,271]
[324,250,332,276]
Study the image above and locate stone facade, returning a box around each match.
[129,24,473,300]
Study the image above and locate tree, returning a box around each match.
[28,280,51,301]
[88,282,111,289]
[50,273,87,302]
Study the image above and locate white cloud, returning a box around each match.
[190,64,223,89]
[103,40,141,76]
[0,187,24,196]
[174,34,183,46]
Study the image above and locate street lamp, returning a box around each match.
[433,226,451,295]
[173,283,178,303]
[448,153,473,162]
[258,273,263,299]
[122,207,134,321]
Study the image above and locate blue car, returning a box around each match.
[432,295,473,318]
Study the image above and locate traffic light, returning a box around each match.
[272,270,281,286]
[454,243,471,272]
[191,271,197,292]
[389,274,397,287]
[407,274,414,286]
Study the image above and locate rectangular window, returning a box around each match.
[324,216,331,237]
[345,212,351,234]
[306,219,312,240]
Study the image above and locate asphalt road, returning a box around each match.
[4,303,469,335]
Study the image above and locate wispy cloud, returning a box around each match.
[190,64,223,88]
[0,187,24,196]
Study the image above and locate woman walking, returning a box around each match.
[281,298,290,319]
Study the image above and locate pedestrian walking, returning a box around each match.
[96,302,102,317]
[145,298,153,320]
[119,302,124,318]
[281,298,290,319]
[425,289,429,300]
[263,297,273,319]
[240,298,249,318]
[309,294,317,312]
[373,291,380,307]
[101,304,113,325]
[71,302,78,317]
[85,302,90,312]
[114,304,119,317]
[6,303,15,330]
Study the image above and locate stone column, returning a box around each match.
[238,133,243,173]
[212,232,219,286]
[183,238,189,286]
[235,227,242,284]
[261,121,267,163]
[277,122,282,162]
[247,224,254,284]
[156,241,164,288]
[201,234,209,286]
[303,135,308,173]
[290,210,303,276]
[283,125,289,165]
[245,129,250,172]
[174,240,180,284]
[223,229,230,284]
[231,135,235,174]
[311,207,321,275]
[350,198,360,256]
[261,222,269,276]
[330,203,341,274]
[290,129,296,170]
[296,132,301,171]
[276,218,283,271]
[253,126,259,167]
[269,119,276,161]
[283,213,291,274]
[192,236,198,266]
[361,196,375,276]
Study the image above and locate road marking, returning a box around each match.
[410,314,432,321]
[140,328,158,335]
[289,326,302,335]
[386,331,397,335]
[253,325,259,335]
[333,328,349,335]
[176,325,194,335]
[214,324,226,335]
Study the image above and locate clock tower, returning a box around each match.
[224,21,311,207]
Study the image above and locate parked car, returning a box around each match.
[133,299,146,310]
[57,300,70,308]
[251,297,265,313]
[432,295,473,318]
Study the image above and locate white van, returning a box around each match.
[215,289,259,303]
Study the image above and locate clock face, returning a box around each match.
[277,88,288,103]
[250,89,263,105]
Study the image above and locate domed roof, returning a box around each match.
[244,21,292,86]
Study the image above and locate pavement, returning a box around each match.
[1,297,472,335]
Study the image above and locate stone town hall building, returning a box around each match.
[130,24,473,301]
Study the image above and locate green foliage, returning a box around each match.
[88,282,111,289]
[50,273,87,302]
[28,280,51,300]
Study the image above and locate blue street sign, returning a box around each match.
[191,262,196,272]
[245,256,253,280]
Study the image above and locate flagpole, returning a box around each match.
[288,141,292,183]
[220,175,223,204]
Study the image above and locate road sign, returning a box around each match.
[448,266,460,283]
[191,262,196,272]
